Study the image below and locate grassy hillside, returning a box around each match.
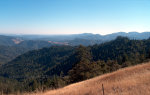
[33,62,150,95]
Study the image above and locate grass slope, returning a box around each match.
[30,62,150,95]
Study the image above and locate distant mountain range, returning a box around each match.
[0,32,149,64]
[5,32,150,40]
[1,32,150,45]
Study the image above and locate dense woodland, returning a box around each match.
[0,36,150,94]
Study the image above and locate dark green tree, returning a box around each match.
[69,45,92,83]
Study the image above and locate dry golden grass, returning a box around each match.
[26,62,150,95]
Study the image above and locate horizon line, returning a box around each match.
[0,31,149,36]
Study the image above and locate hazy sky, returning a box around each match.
[0,0,150,35]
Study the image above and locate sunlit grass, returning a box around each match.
[27,62,150,95]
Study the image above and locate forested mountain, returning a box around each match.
[0,45,28,65]
[0,36,150,94]
[3,36,149,80]
[0,42,55,64]
[0,41,55,65]
[91,36,150,63]
[0,32,150,93]
[0,35,17,46]
[0,46,74,80]
[0,36,58,64]
[1,32,149,64]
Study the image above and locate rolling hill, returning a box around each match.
[0,41,54,64]
[0,46,74,80]
[0,35,59,64]
[0,35,17,46]
[0,45,29,64]
[33,62,150,95]
[1,37,149,81]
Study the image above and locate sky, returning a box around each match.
[0,0,150,35]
